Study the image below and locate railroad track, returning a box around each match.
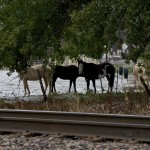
[0,109,150,141]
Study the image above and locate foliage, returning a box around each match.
[64,0,118,59]
[63,0,150,61]
[141,45,150,76]
[0,0,91,70]
[0,0,149,71]
[1,0,59,70]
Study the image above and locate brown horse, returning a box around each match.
[18,64,52,96]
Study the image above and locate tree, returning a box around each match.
[0,0,92,71]
[0,0,149,71]
[63,0,150,61]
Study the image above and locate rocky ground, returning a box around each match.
[0,133,149,150]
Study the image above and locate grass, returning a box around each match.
[0,90,150,115]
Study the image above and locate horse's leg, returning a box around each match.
[52,77,57,93]
[69,80,72,92]
[53,81,56,93]
[43,77,48,93]
[134,76,138,86]
[86,79,90,92]
[92,79,96,93]
[23,79,30,96]
[99,78,104,93]
[42,75,52,95]
[108,82,110,92]
[73,79,77,93]
[106,76,110,92]
[23,79,27,96]
[108,73,115,92]
[107,74,114,92]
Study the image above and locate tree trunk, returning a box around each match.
[37,70,47,101]
[140,76,150,97]
[106,52,108,62]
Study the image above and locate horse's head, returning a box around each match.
[77,58,83,63]
[77,58,84,74]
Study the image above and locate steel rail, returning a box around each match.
[0,109,150,125]
[0,109,150,141]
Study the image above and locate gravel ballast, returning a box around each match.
[0,133,149,150]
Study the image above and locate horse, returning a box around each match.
[133,63,146,86]
[77,59,115,93]
[18,64,52,96]
[52,65,79,93]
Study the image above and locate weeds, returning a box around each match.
[0,91,150,115]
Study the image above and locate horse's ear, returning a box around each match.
[137,63,140,67]
[142,64,145,67]
[77,58,83,63]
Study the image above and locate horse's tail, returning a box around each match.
[109,67,115,92]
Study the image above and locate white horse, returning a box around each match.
[18,64,52,96]
[133,63,146,86]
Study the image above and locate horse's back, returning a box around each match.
[54,65,79,79]
[100,62,115,72]
[19,64,52,81]
[31,64,43,69]
[83,62,100,79]
[25,70,39,80]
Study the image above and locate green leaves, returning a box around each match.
[0,0,149,71]
[63,0,118,58]
[63,0,150,61]
[0,0,67,70]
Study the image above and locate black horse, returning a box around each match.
[77,59,115,93]
[52,65,79,93]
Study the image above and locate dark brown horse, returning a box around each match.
[77,59,115,93]
[52,65,79,93]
